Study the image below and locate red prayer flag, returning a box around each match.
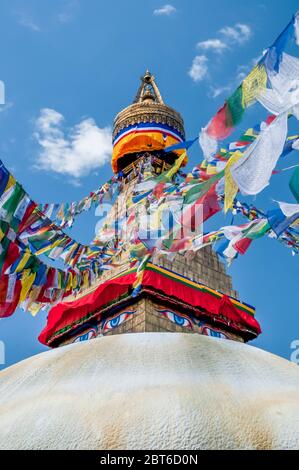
[206,103,233,140]
[0,275,21,318]
[233,237,253,255]
[197,183,221,222]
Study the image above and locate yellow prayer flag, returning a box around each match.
[242,64,267,108]
[72,273,78,289]
[66,272,73,291]
[206,165,218,175]
[165,151,186,180]
[83,271,89,289]
[20,271,36,303]
[14,251,32,272]
[4,174,16,193]
[0,227,6,242]
[224,151,243,213]
[27,301,43,317]
[244,128,255,137]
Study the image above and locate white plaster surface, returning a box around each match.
[0,333,299,450]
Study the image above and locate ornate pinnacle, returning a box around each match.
[134,70,164,104]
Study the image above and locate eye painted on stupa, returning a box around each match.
[158,309,194,329]
[202,326,228,339]
[73,328,98,343]
[101,310,136,332]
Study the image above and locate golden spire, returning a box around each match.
[134,70,164,104]
[114,70,184,139]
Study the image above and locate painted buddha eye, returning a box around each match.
[158,309,193,329]
[202,327,228,339]
[73,328,97,343]
[102,310,136,332]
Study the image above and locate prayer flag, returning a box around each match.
[231,112,288,195]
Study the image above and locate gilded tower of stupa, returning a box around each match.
[39,72,260,348]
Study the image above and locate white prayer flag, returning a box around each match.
[231,112,288,195]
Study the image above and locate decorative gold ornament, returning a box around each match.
[113,71,185,140]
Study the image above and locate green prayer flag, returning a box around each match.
[183,170,224,205]
[226,85,245,128]
[2,183,25,224]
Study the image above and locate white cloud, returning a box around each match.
[33,108,112,180]
[188,23,252,91]
[236,64,249,82]
[58,12,73,23]
[15,12,41,32]
[220,23,251,44]
[209,86,231,98]
[188,55,209,82]
[0,102,14,114]
[196,39,228,53]
[211,52,261,100]
[153,4,177,16]
[58,1,79,23]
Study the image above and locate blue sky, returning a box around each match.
[0,0,298,368]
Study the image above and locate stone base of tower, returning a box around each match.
[99,297,244,341]
[59,295,244,346]
[152,249,238,299]
[39,252,260,347]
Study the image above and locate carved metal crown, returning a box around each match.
[113,71,185,140]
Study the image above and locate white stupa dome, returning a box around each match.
[0,333,299,450]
